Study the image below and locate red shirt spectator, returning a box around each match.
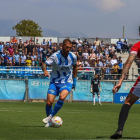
[8,45,14,56]
[11,36,17,44]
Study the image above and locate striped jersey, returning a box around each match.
[45,51,77,84]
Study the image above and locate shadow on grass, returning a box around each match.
[96,136,140,139]
[23,126,44,127]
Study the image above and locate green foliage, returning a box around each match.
[12,19,42,36]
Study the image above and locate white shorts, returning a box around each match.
[130,76,140,97]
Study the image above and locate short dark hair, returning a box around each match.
[63,39,72,46]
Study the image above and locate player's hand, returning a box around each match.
[90,88,93,93]
[44,70,49,77]
[72,78,77,90]
[112,83,121,94]
[100,88,102,92]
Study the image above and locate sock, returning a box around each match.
[117,104,131,132]
[98,95,101,104]
[45,104,52,116]
[51,99,64,116]
[93,95,95,104]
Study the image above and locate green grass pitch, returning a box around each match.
[0,102,140,139]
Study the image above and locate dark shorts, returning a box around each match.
[92,89,99,95]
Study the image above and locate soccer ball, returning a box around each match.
[51,116,63,128]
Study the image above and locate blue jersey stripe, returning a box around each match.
[65,71,71,83]
[69,53,74,65]
[52,71,60,83]
[65,57,68,65]
[56,54,62,65]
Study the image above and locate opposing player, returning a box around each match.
[110,42,140,139]
[91,74,102,105]
[42,39,77,127]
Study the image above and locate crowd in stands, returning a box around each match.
[0,36,131,79]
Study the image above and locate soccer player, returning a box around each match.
[91,74,102,105]
[110,42,140,139]
[42,39,77,127]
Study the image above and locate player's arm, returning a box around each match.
[42,62,49,77]
[113,53,137,93]
[72,64,78,90]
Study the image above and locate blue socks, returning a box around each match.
[51,99,64,116]
[45,104,52,116]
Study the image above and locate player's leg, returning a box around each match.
[93,92,95,105]
[97,92,102,105]
[51,83,72,116]
[110,92,139,139]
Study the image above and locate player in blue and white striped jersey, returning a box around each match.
[42,39,77,127]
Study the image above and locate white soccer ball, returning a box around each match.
[51,116,63,128]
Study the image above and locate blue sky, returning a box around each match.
[0,0,140,38]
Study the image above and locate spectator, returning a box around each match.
[94,46,99,54]
[35,58,39,67]
[1,57,4,66]
[117,56,122,63]
[116,38,123,53]
[111,55,117,66]
[77,47,82,57]
[88,47,92,56]
[26,41,34,55]
[94,37,101,47]
[95,59,103,74]
[82,49,89,59]
[118,60,123,78]
[0,41,4,54]
[102,59,107,79]
[96,51,103,60]
[8,54,13,66]
[89,50,96,60]
[42,39,47,45]
[26,57,32,66]
[101,40,105,47]
[106,57,112,66]
[112,63,120,80]
[14,51,20,66]
[72,40,77,47]
[91,42,97,51]
[52,46,57,53]
[31,52,37,61]
[71,46,77,55]
[123,38,129,53]
[101,48,106,57]
[11,36,18,44]
[83,38,89,47]
[81,59,90,67]
[48,39,52,49]
[29,37,34,45]
[18,42,23,55]
[18,37,23,44]
[46,48,52,58]
[77,58,82,70]
[76,37,82,48]
[36,38,40,44]
[105,47,109,58]
[42,46,48,62]
[105,64,112,80]
[20,52,26,66]
[8,44,14,56]
[109,50,115,59]
[37,45,43,61]
[109,44,115,51]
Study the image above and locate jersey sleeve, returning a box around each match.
[45,53,55,66]
[130,44,138,55]
[72,53,77,65]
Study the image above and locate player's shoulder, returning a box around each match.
[131,41,140,53]
[133,41,140,47]
[69,51,77,59]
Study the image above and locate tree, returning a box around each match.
[12,19,43,36]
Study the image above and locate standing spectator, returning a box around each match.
[91,74,102,105]
[8,44,14,56]
[118,60,123,78]
[42,39,47,45]
[26,57,32,66]
[37,45,43,61]
[26,41,34,55]
[116,38,123,53]
[18,37,23,44]
[42,46,48,62]
[20,52,26,66]
[112,63,120,80]
[14,51,20,66]
[91,42,97,51]
[36,38,40,44]
[76,37,82,48]
[94,37,101,47]
[82,49,89,59]
[111,55,117,66]
[48,39,52,49]
[0,42,4,54]
[29,37,34,45]
[77,47,83,57]
[11,36,18,44]
[123,38,129,53]
[18,42,23,55]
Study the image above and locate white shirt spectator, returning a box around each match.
[82,52,89,59]
[111,58,117,66]
[82,60,90,67]
[76,38,82,48]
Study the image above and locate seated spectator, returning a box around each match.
[52,46,57,53]
[42,46,48,62]
[105,64,112,80]
[117,56,122,63]
[91,42,97,51]
[96,51,103,60]
[46,48,52,58]
[26,57,32,66]
[0,41,4,55]
[76,37,82,48]
[102,59,107,79]
[81,59,90,67]
[94,46,99,54]
[18,42,23,55]
[116,38,123,53]
[83,38,89,47]
[14,51,20,66]
[77,47,82,57]
[88,47,92,56]
[8,54,13,66]
[82,49,89,59]
[71,46,77,55]
[8,44,14,56]
[94,37,101,47]
[20,52,26,66]
[37,45,43,61]
[77,58,82,70]
[89,50,96,60]
[112,63,120,80]
[106,57,112,66]
[18,37,23,44]
[1,57,4,66]
[105,47,109,58]
[101,48,106,57]
[72,40,77,47]
[35,58,39,67]
[42,39,47,45]
[109,50,115,59]
[101,40,105,47]
[11,36,18,44]
[111,55,117,66]
[95,59,103,74]
[118,60,123,78]
[31,52,37,61]
[109,44,115,51]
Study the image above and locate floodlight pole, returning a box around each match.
[123,26,125,38]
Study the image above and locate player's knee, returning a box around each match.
[59,96,65,101]
[47,100,53,106]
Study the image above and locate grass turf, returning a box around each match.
[0,102,140,139]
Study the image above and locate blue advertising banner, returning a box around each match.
[0,80,25,100]
[28,79,70,100]
[73,81,113,102]
[114,93,140,104]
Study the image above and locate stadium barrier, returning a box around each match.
[0,67,138,103]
